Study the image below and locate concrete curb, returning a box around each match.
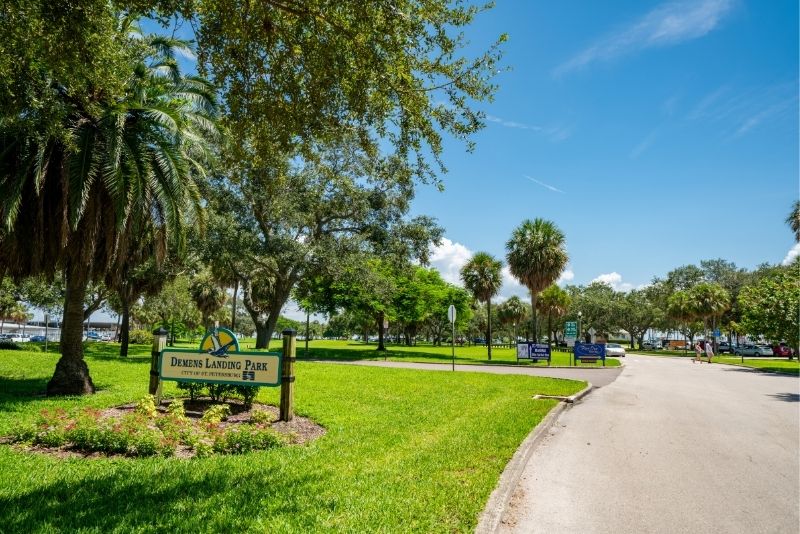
[475,382,594,534]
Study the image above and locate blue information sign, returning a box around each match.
[516,342,551,364]
[574,343,606,360]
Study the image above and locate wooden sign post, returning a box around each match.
[149,327,168,403]
[280,329,297,422]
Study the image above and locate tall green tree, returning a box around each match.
[460,252,502,359]
[689,282,730,348]
[739,261,799,353]
[506,219,569,341]
[536,284,571,344]
[498,296,528,344]
[190,270,228,333]
[0,26,218,394]
[616,289,661,349]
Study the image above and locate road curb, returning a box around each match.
[475,382,594,534]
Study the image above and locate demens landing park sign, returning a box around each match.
[160,328,282,387]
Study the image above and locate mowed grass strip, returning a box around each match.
[290,339,621,367]
[715,356,799,375]
[0,347,584,533]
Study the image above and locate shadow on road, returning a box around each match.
[766,393,800,402]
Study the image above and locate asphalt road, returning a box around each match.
[499,355,800,534]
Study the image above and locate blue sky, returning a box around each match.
[418,0,799,298]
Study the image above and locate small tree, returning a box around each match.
[739,261,799,356]
[460,252,502,360]
[536,284,570,344]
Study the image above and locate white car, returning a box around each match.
[5,333,30,342]
[605,343,626,357]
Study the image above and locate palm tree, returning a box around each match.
[506,219,569,342]
[499,295,528,345]
[690,282,730,351]
[0,26,218,395]
[190,270,228,333]
[537,284,571,344]
[667,290,700,353]
[460,252,502,359]
[787,200,800,242]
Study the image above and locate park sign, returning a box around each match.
[160,328,282,387]
[517,342,551,364]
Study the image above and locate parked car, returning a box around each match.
[773,343,794,357]
[4,333,30,342]
[642,340,661,350]
[734,344,773,357]
[30,335,47,342]
[717,342,731,354]
[605,342,626,357]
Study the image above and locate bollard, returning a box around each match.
[149,327,168,404]
[280,329,297,422]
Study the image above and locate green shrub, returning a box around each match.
[166,399,185,418]
[129,329,153,345]
[207,384,235,402]
[233,385,261,409]
[0,340,22,350]
[177,381,205,401]
[212,427,284,454]
[135,395,158,417]
[250,409,273,425]
[200,404,230,424]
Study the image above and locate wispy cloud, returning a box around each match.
[555,0,734,76]
[783,243,800,266]
[688,82,798,138]
[629,130,659,159]
[485,114,572,142]
[524,175,565,194]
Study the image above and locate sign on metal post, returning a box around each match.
[448,305,456,371]
[564,321,577,339]
[516,342,551,365]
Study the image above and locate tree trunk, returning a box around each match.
[530,292,538,342]
[231,279,238,332]
[486,299,492,360]
[255,320,270,349]
[47,268,95,396]
[630,332,635,349]
[119,298,131,358]
[376,311,386,351]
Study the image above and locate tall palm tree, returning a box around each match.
[787,200,800,242]
[499,295,528,345]
[190,270,228,333]
[460,252,502,359]
[537,284,571,344]
[667,290,700,352]
[690,282,730,351]
[0,26,218,395]
[506,219,569,342]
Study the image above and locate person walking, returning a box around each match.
[694,342,703,363]
[705,340,715,363]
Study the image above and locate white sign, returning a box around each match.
[447,304,456,324]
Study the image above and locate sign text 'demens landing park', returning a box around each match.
[160,328,282,387]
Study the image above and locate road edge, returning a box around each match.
[474,382,594,534]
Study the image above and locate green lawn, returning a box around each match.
[715,356,799,375]
[286,339,621,368]
[0,345,585,533]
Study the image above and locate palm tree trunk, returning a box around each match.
[486,299,492,360]
[120,297,131,358]
[530,292,538,342]
[47,268,95,395]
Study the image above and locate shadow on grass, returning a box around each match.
[0,377,48,404]
[720,366,799,377]
[0,466,322,533]
[766,392,800,402]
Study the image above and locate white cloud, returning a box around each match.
[486,115,572,142]
[555,0,734,76]
[429,238,473,285]
[557,269,575,285]
[782,243,800,266]
[524,175,565,194]
[592,272,634,292]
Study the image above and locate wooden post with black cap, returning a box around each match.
[149,327,168,403]
[280,329,297,422]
